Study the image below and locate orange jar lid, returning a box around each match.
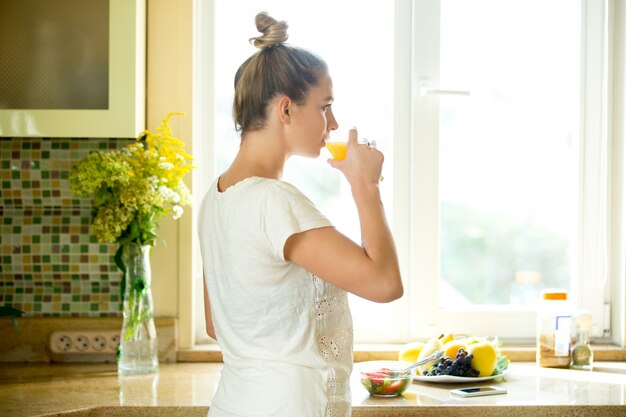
[542,289,568,300]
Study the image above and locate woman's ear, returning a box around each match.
[277,96,292,124]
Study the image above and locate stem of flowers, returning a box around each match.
[123,281,149,341]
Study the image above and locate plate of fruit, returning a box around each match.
[399,334,511,383]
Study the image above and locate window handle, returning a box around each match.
[419,86,471,97]
[418,78,470,97]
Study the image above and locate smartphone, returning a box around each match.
[450,386,507,398]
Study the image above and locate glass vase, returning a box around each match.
[118,243,159,375]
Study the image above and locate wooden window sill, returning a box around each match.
[177,343,626,362]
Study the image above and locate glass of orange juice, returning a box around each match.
[325,141,347,160]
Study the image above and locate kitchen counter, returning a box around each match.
[1,362,625,417]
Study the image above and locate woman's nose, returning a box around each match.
[328,108,338,131]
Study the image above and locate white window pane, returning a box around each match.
[438,0,580,306]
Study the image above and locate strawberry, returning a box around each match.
[381,380,405,395]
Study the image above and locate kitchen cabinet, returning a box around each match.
[0,0,145,138]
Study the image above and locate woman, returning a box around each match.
[198,12,403,417]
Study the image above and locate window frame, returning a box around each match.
[188,0,624,346]
[404,0,616,342]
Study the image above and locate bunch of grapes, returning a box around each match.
[423,349,480,377]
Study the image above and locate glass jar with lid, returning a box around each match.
[570,309,593,371]
[536,289,571,368]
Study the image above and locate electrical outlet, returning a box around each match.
[55,335,73,352]
[109,334,120,351]
[92,334,108,351]
[49,330,120,362]
[75,335,89,351]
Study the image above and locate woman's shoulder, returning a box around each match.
[265,178,305,195]
[206,176,312,208]
[236,177,308,200]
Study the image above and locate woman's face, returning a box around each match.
[286,72,338,158]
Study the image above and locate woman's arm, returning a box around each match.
[284,129,403,303]
[203,274,217,340]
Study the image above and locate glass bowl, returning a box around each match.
[358,360,413,397]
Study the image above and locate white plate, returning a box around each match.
[413,368,512,383]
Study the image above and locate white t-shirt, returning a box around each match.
[198,177,354,417]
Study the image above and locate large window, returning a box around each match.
[195,0,618,344]
[437,1,579,307]
[408,0,612,340]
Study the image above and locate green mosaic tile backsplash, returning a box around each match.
[0,137,134,316]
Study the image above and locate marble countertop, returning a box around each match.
[1,362,625,417]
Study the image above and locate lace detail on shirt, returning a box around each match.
[312,273,353,417]
[313,274,348,318]
[324,378,351,417]
[312,274,325,286]
[324,401,351,417]
[316,327,352,361]
[315,294,346,317]
[328,377,350,396]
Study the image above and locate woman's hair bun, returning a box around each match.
[249,12,288,49]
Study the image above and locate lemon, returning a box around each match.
[467,341,498,377]
[399,341,425,363]
[442,340,467,359]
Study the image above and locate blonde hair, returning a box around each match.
[233,12,328,135]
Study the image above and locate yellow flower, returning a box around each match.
[70,113,194,246]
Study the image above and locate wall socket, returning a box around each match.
[49,330,120,363]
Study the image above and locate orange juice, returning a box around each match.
[325,142,347,160]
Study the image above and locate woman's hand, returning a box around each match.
[327,128,383,188]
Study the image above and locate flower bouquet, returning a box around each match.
[69,112,193,374]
